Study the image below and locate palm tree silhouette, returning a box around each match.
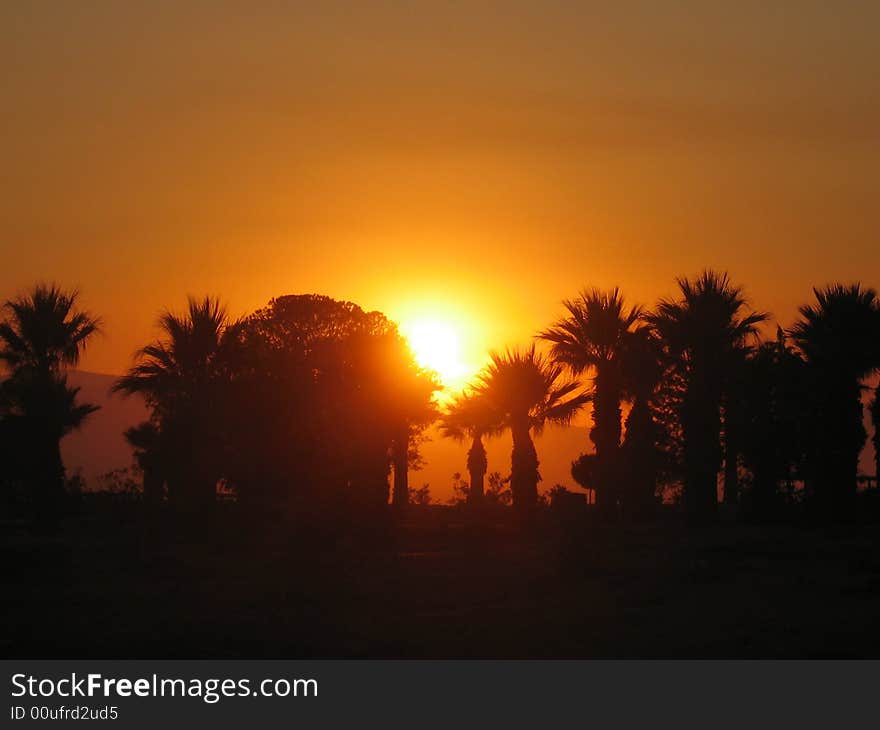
[114,296,239,509]
[0,284,99,372]
[790,284,880,514]
[645,271,767,523]
[440,390,503,505]
[0,284,100,517]
[739,328,807,516]
[539,288,641,510]
[473,345,587,518]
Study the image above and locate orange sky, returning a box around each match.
[2,2,879,495]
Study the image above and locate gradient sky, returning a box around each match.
[3,2,879,493]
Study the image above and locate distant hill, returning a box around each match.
[62,371,148,488]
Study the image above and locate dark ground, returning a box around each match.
[5,503,880,658]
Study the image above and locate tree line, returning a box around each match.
[1,271,879,526]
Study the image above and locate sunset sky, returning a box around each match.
[3,2,879,493]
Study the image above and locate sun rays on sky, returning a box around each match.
[397,302,488,399]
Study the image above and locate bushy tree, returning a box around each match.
[220,295,439,512]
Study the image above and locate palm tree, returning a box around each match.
[473,345,587,518]
[0,284,100,515]
[0,284,100,373]
[114,296,237,403]
[790,284,880,515]
[739,328,808,517]
[539,288,641,508]
[114,296,238,509]
[645,271,767,523]
[440,390,503,505]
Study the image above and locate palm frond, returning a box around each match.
[0,283,100,373]
[472,344,586,434]
[538,286,642,376]
[790,283,880,376]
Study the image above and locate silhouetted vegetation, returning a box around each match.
[539,288,657,516]
[111,294,439,518]
[440,392,503,506]
[0,285,100,522]
[872,386,880,487]
[2,273,879,525]
[646,272,769,524]
[791,284,880,517]
[3,272,880,658]
[736,329,808,519]
[470,346,587,520]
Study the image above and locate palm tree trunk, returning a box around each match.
[621,397,657,513]
[510,422,539,519]
[682,370,722,524]
[810,381,863,518]
[592,373,623,453]
[36,435,66,523]
[467,434,487,505]
[591,372,623,511]
[722,403,738,505]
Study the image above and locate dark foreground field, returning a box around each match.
[5,504,880,658]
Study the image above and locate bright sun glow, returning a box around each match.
[403,319,469,391]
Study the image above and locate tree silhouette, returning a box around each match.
[223,294,438,511]
[0,284,99,373]
[738,328,807,517]
[719,346,749,505]
[123,421,165,505]
[10,271,879,540]
[369,333,439,507]
[645,271,767,523]
[0,284,100,519]
[618,326,666,513]
[440,390,503,505]
[222,294,379,509]
[473,345,587,519]
[790,284,880,516]
[538,288,641,510]
[114,296,239,510]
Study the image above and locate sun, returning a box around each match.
[403,319,469,390]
